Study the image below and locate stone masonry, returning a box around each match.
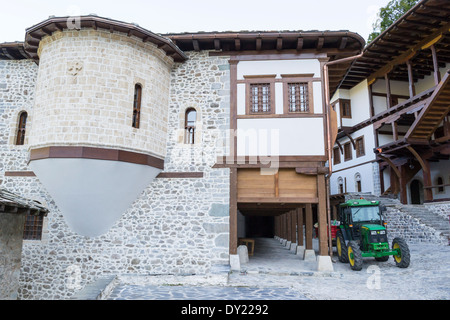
[0,49,231,300]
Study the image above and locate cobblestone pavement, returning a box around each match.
[102,238,450,301]
[108,285,308,300]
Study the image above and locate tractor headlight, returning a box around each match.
[380,230,386,235]
[371,231,377,235]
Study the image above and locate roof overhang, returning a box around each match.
[340,0,450,90]
[23,15,188,63]
[165,30,365,95]
[0,42,30,60]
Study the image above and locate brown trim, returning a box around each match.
[156,172,204,179]
[213,156,327,168]
[29,146,165,169]
[237,113,324,119]
[332,160,377,174]
[5,171,36,177]
[237,197,319,204]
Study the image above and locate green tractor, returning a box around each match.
[336,199,410,271]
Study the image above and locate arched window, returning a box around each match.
[16,111,28,145]
[132,84,142,129]
[355,173,362,193]
[185,108,197,144]
[337,177,344,194]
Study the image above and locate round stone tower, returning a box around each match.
[24,16,187,237]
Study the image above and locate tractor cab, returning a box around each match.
[338,199,386,242]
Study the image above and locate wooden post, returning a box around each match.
[406,60,416,99]
[392,121,399,141]
[305,204,313,250]
[229,168,238,255]
[290,211,297,245]
[430,45,441,85]
[385,73,392,109]
[317,174,328,256]
[286,211,292,242]
[297,207,304,247]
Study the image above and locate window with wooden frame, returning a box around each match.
[333,147,341,165]
[343,142,352,161]
[132,84,142,129]
[282,75,314,114]
[355,136,365,158]
[340,99,352,119]
[16,111,28,145]
[185,108,197,144]
[23,214,44,241]
[245,76,275,115]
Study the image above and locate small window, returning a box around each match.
[23,214,44,241]
[355,173,362,193]
[338,177,344,194]
[333,147,341,165]
[287,83,309,113]
[340,99,352,118]
[132,84,142,129]
[344,142,353,161]
[185,108,197,144]
[250,83,272,114]
[16,111,28,145]
[355,136,365,158]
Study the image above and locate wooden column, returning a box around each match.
[286,212,292,242]
[317,174,328,256]
[297,207,304,247]
[385,73,392,109]
[290,211,297,244]
[392,121,399,141]
[430,45,441,85]
[399,165,408,205]
[406,60,416,98]
[229,168,238,255]
[305,204,313,250]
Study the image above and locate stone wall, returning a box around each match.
[384,206,448,245]
[0,212,27,300]
[1,50,231,300]
[425,201,450,220]
[30,29,173,158]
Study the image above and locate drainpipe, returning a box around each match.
[323,52,364,257]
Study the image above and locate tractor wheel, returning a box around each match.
[336,231,349,263]
[348,241,363,271]
[392,238,410,268]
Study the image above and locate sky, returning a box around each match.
[0,0,392,44]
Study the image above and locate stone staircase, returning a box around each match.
[345,193,450,245]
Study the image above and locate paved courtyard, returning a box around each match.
[77,238,450,301]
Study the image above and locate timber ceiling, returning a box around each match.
[340,0,450,90]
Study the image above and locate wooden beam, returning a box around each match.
[193,39,200,51]
[430,45,441,85]
[256,38,262,51]
[276,38,283,51]
[214,39,221,51]
[296,37,304,50]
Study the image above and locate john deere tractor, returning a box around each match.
[336,199,410,271]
